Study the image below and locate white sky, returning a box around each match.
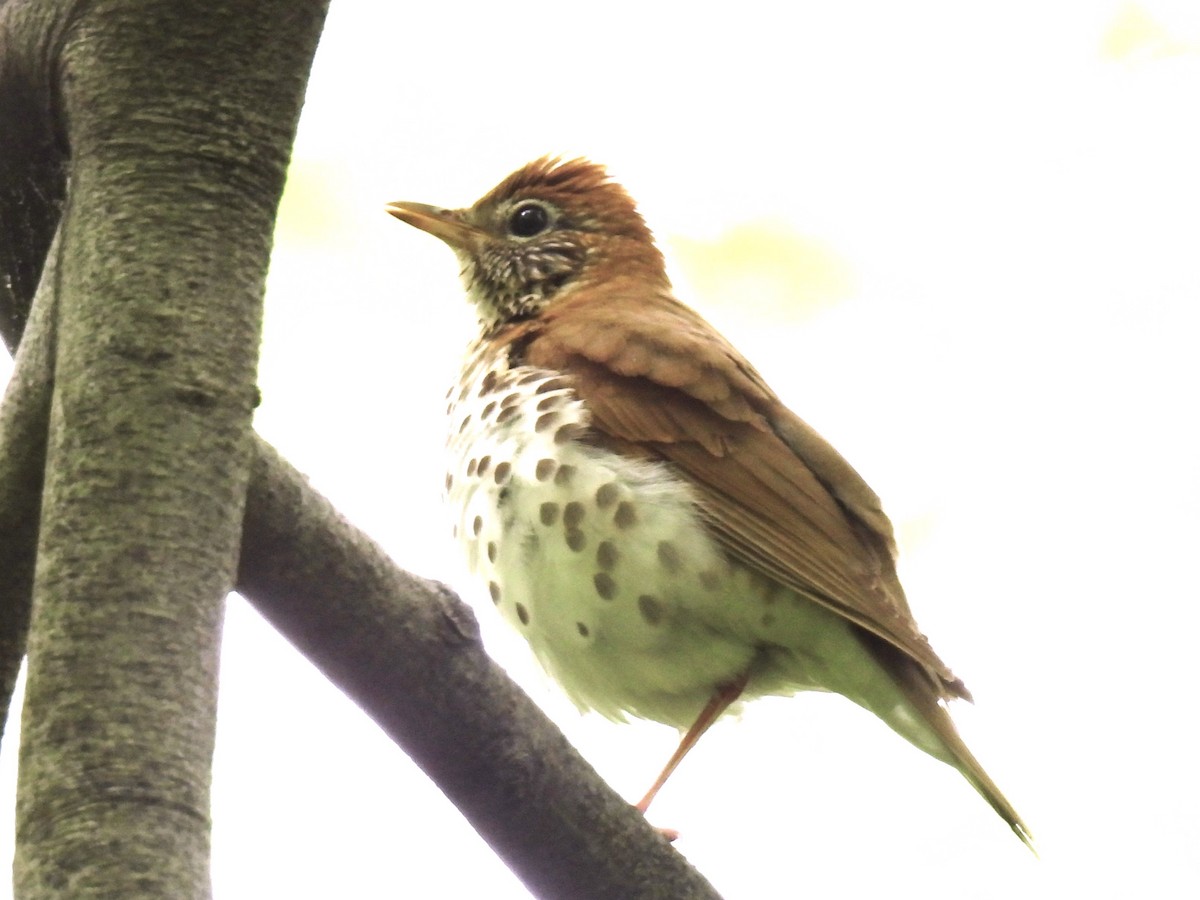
[3,2,1199,898]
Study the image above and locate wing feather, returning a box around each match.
[514,289,968,700]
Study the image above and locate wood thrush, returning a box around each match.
[387,157,1031,847]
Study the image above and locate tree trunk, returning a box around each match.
[7,1,329,896]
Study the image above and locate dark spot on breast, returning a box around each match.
[576,621,590,637]
[472,516,483,537]
[481,401,497,419]
[563,501,585,528]
[595,483,619,508]
[480,370,499,395]
[496,406,519,424]
[489,581,501,603]
[535,458,558,481]
[614,502,637,529]
[487,541,497,563]
[515,603,530,625]
[593,572,616,600]
[566,528,587,552]
[596,541,619,570]
[554,464,576,486]
[535,377,571,394]
[535,412,560,432]
[493,461,512,483]
[638,594,663,625]
[539,502,560,526]
[657,541,681,573]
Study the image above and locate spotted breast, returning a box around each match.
[446,337,923,736]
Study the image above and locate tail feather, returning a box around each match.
[907,681,1035,851]
[861,634,1034,851]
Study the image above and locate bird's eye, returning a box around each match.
[508,202,550,238]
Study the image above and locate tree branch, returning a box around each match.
[238,438,720,899]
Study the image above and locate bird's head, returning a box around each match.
[387,157,668,331]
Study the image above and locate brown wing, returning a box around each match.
[512,286,968,701]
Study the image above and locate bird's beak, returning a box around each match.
[385,201,485,251]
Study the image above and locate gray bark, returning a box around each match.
[4,0,328,895]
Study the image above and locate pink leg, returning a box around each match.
[636,672,750,814]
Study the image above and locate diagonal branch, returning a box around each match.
[238,438,720,898]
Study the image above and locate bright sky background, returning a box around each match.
[2,2,1199,898]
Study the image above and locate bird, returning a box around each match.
[386,157,1031,848]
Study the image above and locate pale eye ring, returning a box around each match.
[508,202,550,238]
